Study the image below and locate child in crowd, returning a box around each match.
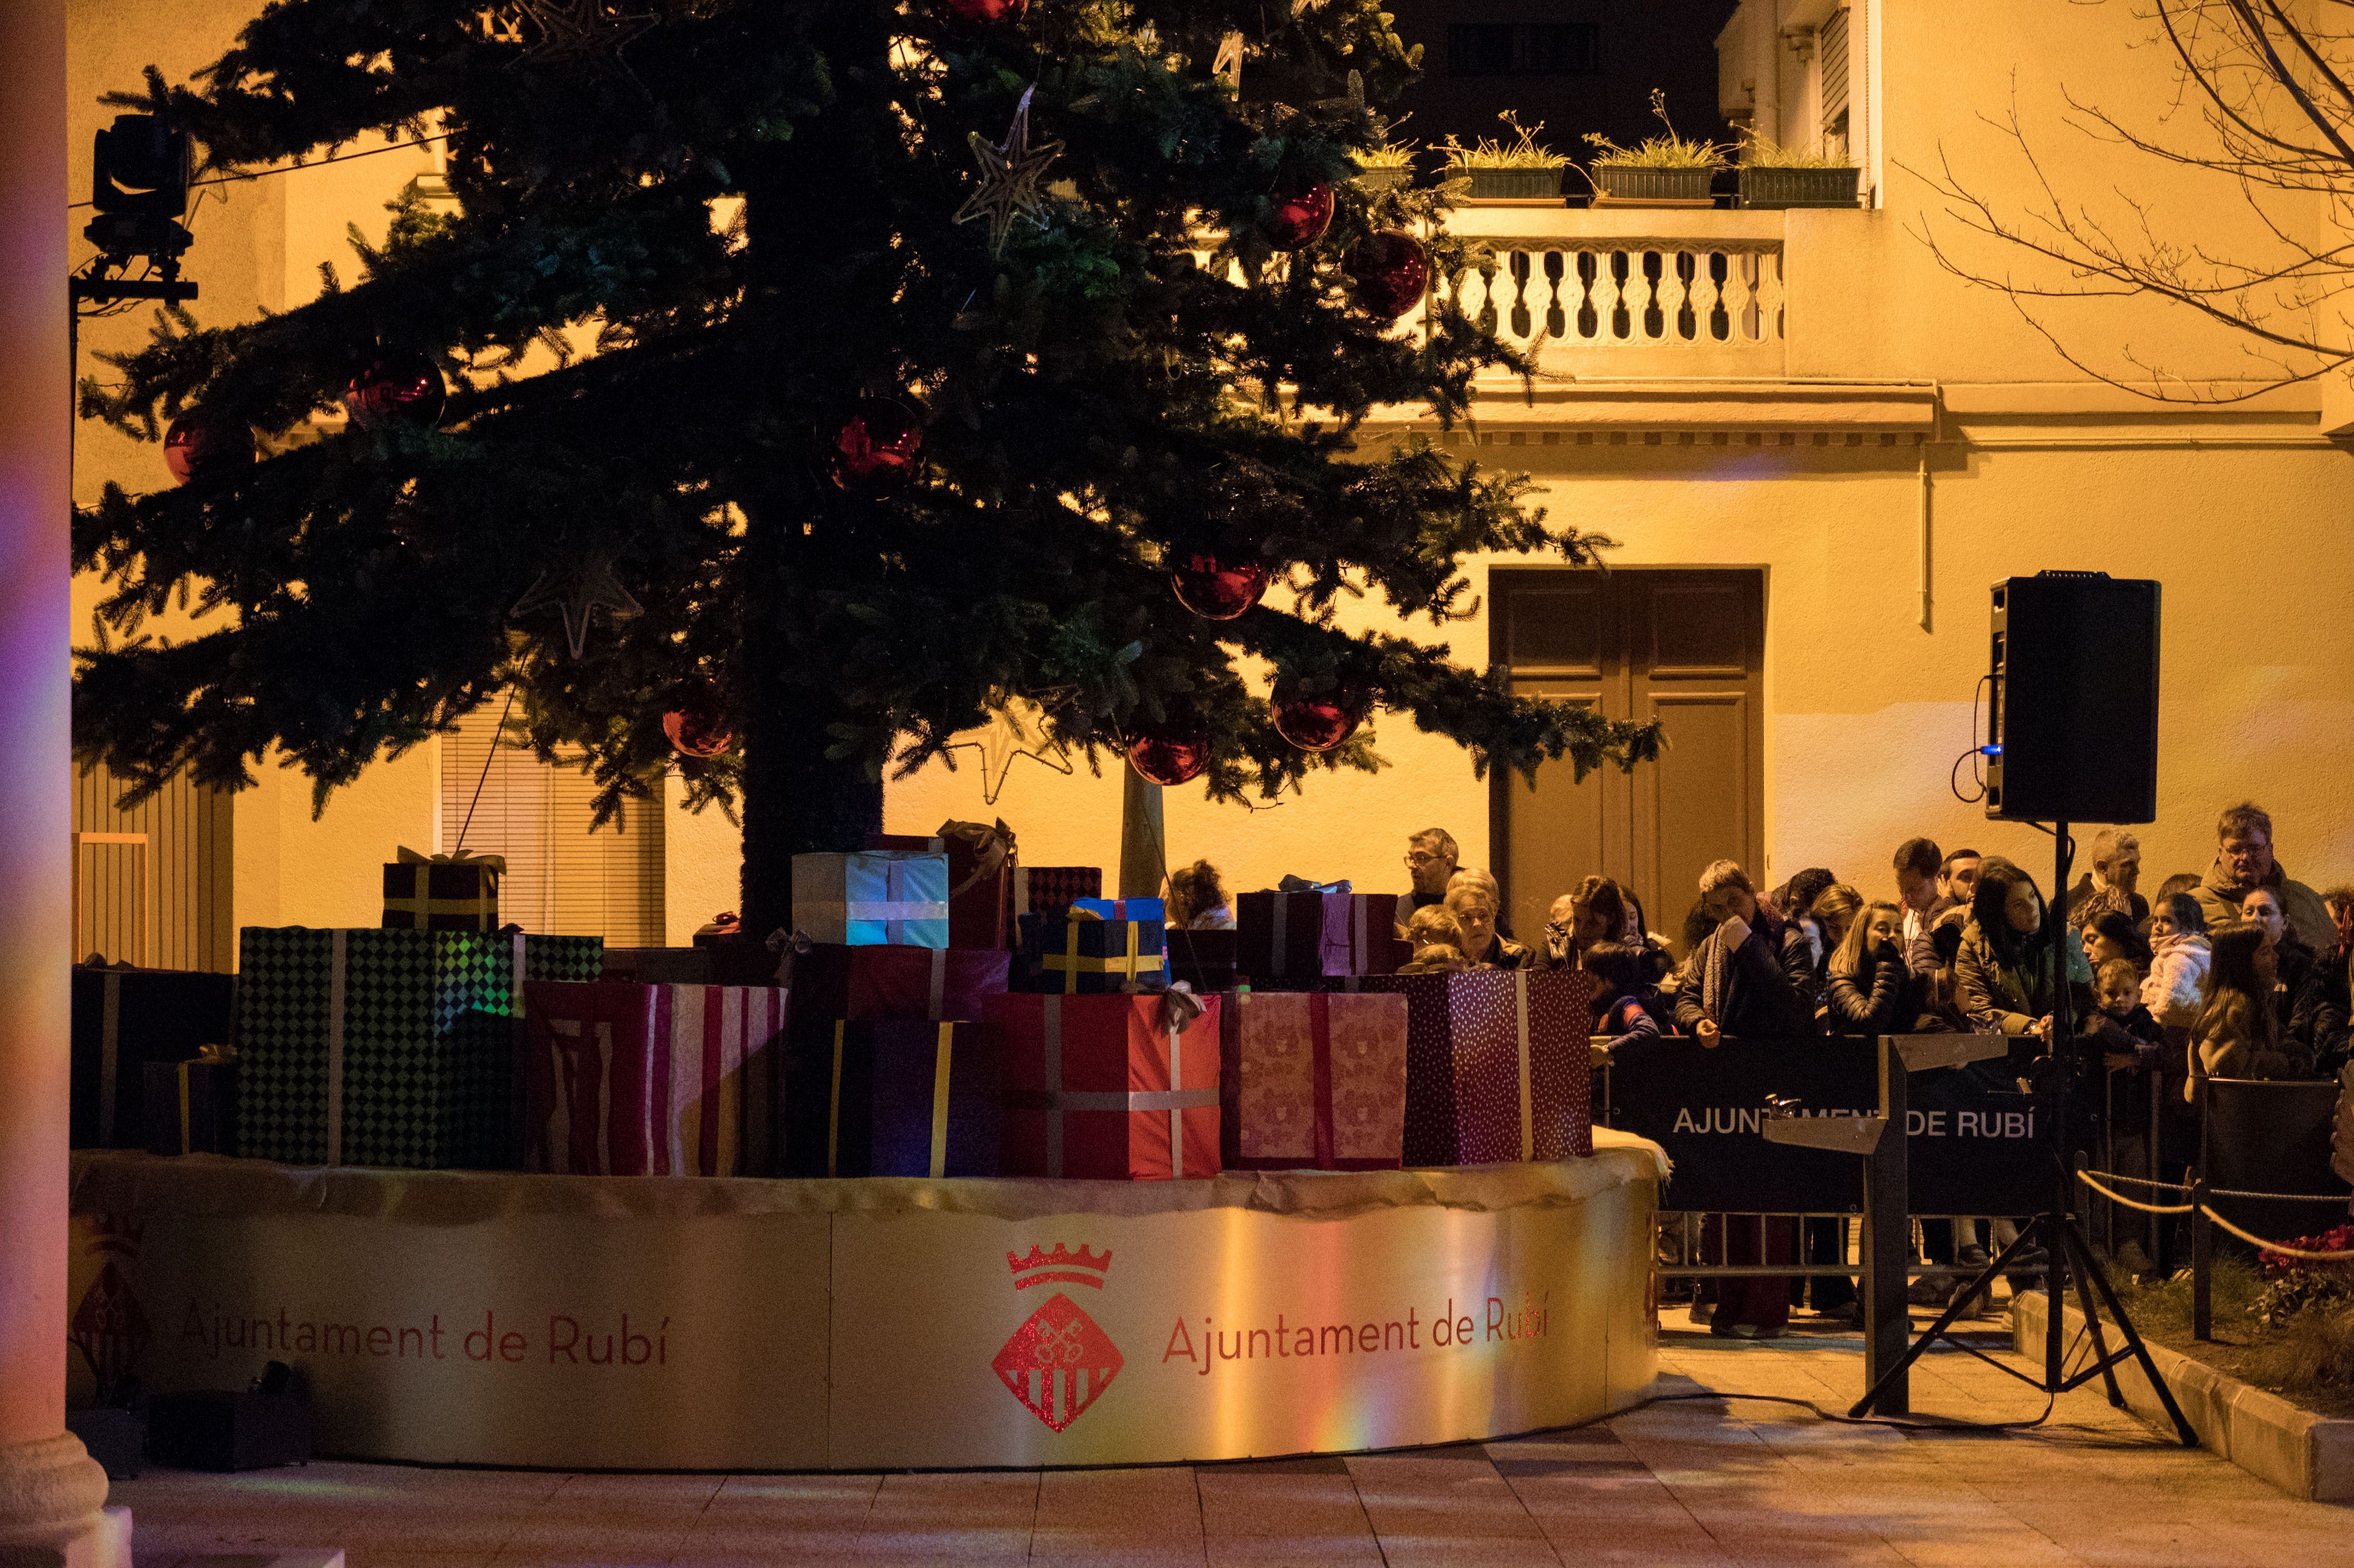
[1165,859,1235,930]
[2084,957,2164,1061]
[1581,940,1663,1045]
[2190,925,2305,1089]
[1394,905,1470,974]
[2142,893,2212,1029]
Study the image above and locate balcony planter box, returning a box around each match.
[1588,165,1716,205]
[1353,166,1411,191]
[1456,166,1564,203]
[1740,166,1859,209]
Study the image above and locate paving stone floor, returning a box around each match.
[114,1300,2354,1567]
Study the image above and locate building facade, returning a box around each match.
[66,0,2354,960]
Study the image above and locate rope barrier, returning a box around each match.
[2074,1170,2354,1257]
[2077,1170,2193,1214]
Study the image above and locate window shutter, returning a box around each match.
[439,700,664,944]
[1820,7,1852,143]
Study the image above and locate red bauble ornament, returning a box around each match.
[1127,725,1210,787]
[1346,229,1430,320]
[946,0,1026,19]
[1169,553,1272,620]
[345,354,447,430]
[162,413,256,485]
[662,681,733,759]
[1273,684,1370,752]
[1264,184,1335,251]
[827,399,924,494]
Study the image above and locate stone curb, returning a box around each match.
[2012,1290,2354,1501]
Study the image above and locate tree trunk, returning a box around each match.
[737,671,882,938]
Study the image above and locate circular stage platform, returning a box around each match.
[67,1132,1663,1470]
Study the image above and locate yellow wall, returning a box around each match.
[65,0,2354,945]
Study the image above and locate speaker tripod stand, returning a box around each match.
[1848,820,2196,1445]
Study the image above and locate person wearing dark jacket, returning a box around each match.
[1824,901,1933,1036]
[2240,886,2316,1042]
[2291,887,2352,1072]
[1675,859,1818,1042]
[1954,858,2091,1043]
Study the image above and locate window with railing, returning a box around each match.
[1435,238,1786,355]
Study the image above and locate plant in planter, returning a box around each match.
[1351,141,1417,190]
[1581,90,1728,206]
[1437,114,1568,204]
[1736,129,1860,210]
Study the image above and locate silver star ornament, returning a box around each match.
[953,86,1064,258]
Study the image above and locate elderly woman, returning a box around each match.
[1444,876,1531,970]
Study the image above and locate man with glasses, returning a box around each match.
[1404,828,1458,914]
[2194,802,2335,952]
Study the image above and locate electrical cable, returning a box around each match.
[1950,672,1991,804]
[68,132,451,211]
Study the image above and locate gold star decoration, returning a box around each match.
[953,86,1064,258]
[945,689,1075,804]
[1211,31,1244,93]
[510,555,644,660]
[512,0,655,69]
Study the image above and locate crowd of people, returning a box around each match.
[1166,804,2354,1338]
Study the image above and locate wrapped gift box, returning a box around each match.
[520,981,786,1177]
[236,927,603,1170]
[1071,896,1165,924]
[1236,891,1408,986]
[787,942,1010,1031]
[147,1389,311,1472]
[601,947,720,985]
[1008,866,1102,934]
[866,821,1015,950]
[70,965,237,1149]
[1361,970,1596,1166]
[988,992,1220,1180]
[1015,912,1166,994]
[792,851,948,948]
[1166,927,1238,993]
[1219,990,1408,1171]
[143,1048,238,1156]
[380,848,501,933]
[780,1021,1001,1177]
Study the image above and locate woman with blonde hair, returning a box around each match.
[1824,899,1932,1036]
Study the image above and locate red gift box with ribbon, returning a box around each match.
[1360,970,1595,1166]
[866,820,1015,950]
[520,981,787,1176]
[986,992,1221,1180]
[1218,990,1408,1171]
[786,940,1011,1031]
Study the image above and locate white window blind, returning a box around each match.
[1820,7,1851,146]
[439,700,664,944]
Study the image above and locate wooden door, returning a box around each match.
[1492,569,1764,956]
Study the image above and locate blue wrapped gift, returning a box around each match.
[791,851,950,948]
[1070,896,1166,925]
[1015,912,1168,994]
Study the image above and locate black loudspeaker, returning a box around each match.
[1986,573,2160,824]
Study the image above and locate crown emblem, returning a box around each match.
[1006,1243,1113,1290]
[85,1214,144,1258]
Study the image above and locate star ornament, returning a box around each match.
[511,555,644,660]
[946,689,1075,804]
[512,0,655,69]
[954,86,1064,258]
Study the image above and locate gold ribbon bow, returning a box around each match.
[196,1041,238,1064]
[397,845,507,888]
[935,818,1016,899]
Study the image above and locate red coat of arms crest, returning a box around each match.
[996,1243,1121,1432]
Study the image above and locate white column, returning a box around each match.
[0,0,124,1561]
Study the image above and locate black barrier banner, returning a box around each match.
[1603,1036,2052,1217]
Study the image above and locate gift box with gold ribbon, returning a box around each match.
[780,1021,1002,1178]
[381,847,503,933]
[142,1043,239,1157]
[1013,910,1166,995]
[69,963,237,1149]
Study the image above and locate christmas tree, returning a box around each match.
[73,0,1660,931]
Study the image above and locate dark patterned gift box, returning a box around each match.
[1166,928,1238,993]
[1359,970,1595,1166]
[780,1021,1002,1178]
[1236,891,1408,987]
[236,926,602,1169]
[70,965,237,1149]
[1006,866,1102,937]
